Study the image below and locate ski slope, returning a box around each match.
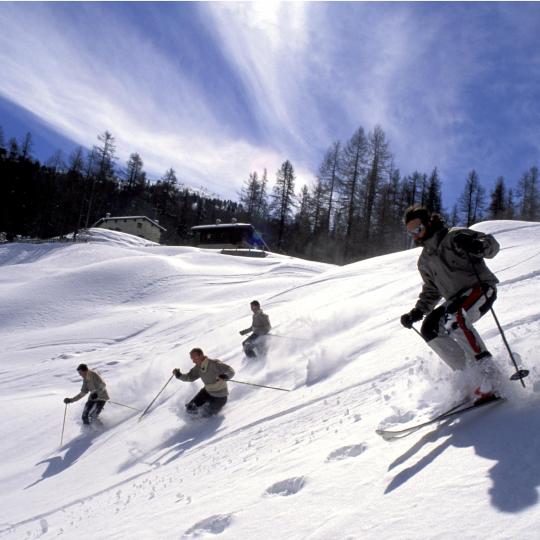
[1,222,539,540]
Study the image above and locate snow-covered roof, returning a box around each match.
[93,215,166,231]
[191,222,253,231]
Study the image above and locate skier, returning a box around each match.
[63,364,110,425]
[400,206,502,402]
[172,348,235,417]
[239,300,271,358]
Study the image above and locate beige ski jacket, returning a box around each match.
[71,370,110,402]
[242,310,271,336]
[178,357,235,397]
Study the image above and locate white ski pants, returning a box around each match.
[420,284,496,371]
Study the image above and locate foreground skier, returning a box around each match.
[173,348,235,417]
[400,206,502,401]
[63,364,110,425]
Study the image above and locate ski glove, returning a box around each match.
[63,397,72,404]
[400,308,424,329]
[218,374,229,381]
[173,368,182,379]
[90,392,99,400]
[454,233,484,255]
[239,329,250,336]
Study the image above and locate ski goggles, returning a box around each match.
[406,223,425,237]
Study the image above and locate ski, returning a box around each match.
[376,395,503,441]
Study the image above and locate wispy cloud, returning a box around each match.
[1,3,539,201]
[0,3,296,195]
[203,2,478,184]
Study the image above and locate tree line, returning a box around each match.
[1,124,538,264]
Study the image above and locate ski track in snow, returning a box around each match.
[2,222,540,539]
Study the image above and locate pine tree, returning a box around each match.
[310,178,327,234]
[46,150,65,173]
[488,177,507,220]
[125,153,146,192]
[459,170,485,226]
[419,173,428,206]
[318,141,341,234]
[505,188,515,219]
[84,131,118,227]
[20,132,33,160]
[270,160,296,249]
[8,138,19,159]
[449,203,460,227]
[150,168,179,228]
[239,171,260,218]
[255,168,269,218]
[404,171,423,206]
[374,166,404,251]
[425,168,443,213]
[518,166,539,221]
[295,185,312,237]
[362,125,391,241]
[338,127,367,257]
[93,131,117,182]
[68,147,85,176]
[162,168,177,186]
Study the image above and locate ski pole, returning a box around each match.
[60,403,67,447]
[229,379,291,392]
[109,400,142,412]
[139,375,174,420]
[467,253,529,387]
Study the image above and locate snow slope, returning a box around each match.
[1,222,539,540]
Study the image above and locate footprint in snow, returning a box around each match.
[326,443,367,462]
[39,519,48,534]
[184,514,232,536]
[265,476,306,497]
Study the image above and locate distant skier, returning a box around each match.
[172,348,235,417]
[63,364,110,425]
[239,300,271,358]
[400,206,502,401]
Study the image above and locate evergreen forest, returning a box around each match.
[1,125,538,264]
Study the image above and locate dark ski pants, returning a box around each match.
[82,399,106,425]
[242,334,269,358]
[420,284,497,370]
[186,388,227,417]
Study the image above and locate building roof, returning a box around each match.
[191,223,253,231]
[93,215,166,231]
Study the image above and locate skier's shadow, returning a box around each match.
[117,414,224,472]
[151,415,224,466]
[25,429,99,489]
[384,402,540,513]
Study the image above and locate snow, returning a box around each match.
[0,221,539,539]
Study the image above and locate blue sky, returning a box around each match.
[1,2,539,205]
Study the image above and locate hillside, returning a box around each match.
[1,222,539,540]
